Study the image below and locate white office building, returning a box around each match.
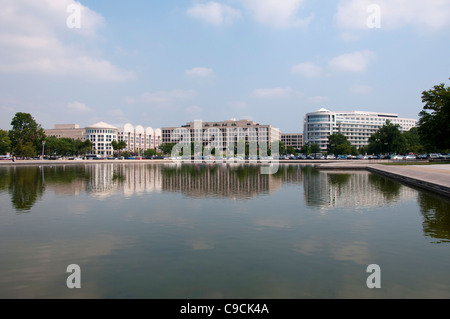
[85,122,118,157]
[117,123,162,154]
[303,108,417,151]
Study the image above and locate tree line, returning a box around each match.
[0,79,449,157]
[0,112,94,158]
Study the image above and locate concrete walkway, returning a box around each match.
[316,162,450,198]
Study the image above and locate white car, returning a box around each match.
[392,155,404,160]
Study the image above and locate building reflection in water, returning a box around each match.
[161,163,282,199]
[302,168,418,209]
[1,163,450,243]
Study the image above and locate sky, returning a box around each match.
[0,0,449,133]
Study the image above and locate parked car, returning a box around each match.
[392,155,405,160]
[405,155,416,160]
[313,153,324,159]
[428,153,441,159]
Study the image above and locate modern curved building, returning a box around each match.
[303,108,417,151]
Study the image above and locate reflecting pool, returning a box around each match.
[1,163,450,298]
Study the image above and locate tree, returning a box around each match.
[43,137,93,157]
[299,144,311,155]
[310,143,322,154]
[277,141,286,155]
[159,143,176,155]
[286,146,296,155]
[75,139,94,156]
[417,81,450,152]
[9,112,46,157]
[327,133,351,155]
[111,140,126,156]
[367,120,407,154]
[144,148,158,157]
[335,143,352,155]
[403,127,424,154]
[0,130,12,154]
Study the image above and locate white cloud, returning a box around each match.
[328,50,375,72]
[0,0,135,82]
[185,67,214,78]
[241,0,313,28]
[292,62,323,78]
[187,2,242,26]
[335,0,450,31]
[67,101,92,113]
[251,87,292,98]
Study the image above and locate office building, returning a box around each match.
[44,124,86,141]
[85,122,118,157]
[303,108,417,151]
[162,119,281,153]
[281,133,303,149]
[117,123,162,153]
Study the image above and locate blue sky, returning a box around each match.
[0,0,449,133]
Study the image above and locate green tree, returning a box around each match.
[43,136,60,156]
[335,143,352,155]
[9,112,46,157]
[16,141,37,158]
[75,139,94,156]
[417,81,450,152]
[367,120,407,154]
[0,130,12,154]
[111,140,127,156]
[299,144,311,155]
[327,133,351,155]
[144,148,158,157]
[403,127,424,154]
[159,143,176,155]
[278,141,286,155]
[286,145,296,155]
[310,143,322,154]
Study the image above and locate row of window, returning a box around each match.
[88,135,116,142]
[86,129,115,134]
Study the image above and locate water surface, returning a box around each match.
[1,163,449,298]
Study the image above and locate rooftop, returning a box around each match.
[86,121,118,129]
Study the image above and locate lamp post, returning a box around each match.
[41,141,45,160]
